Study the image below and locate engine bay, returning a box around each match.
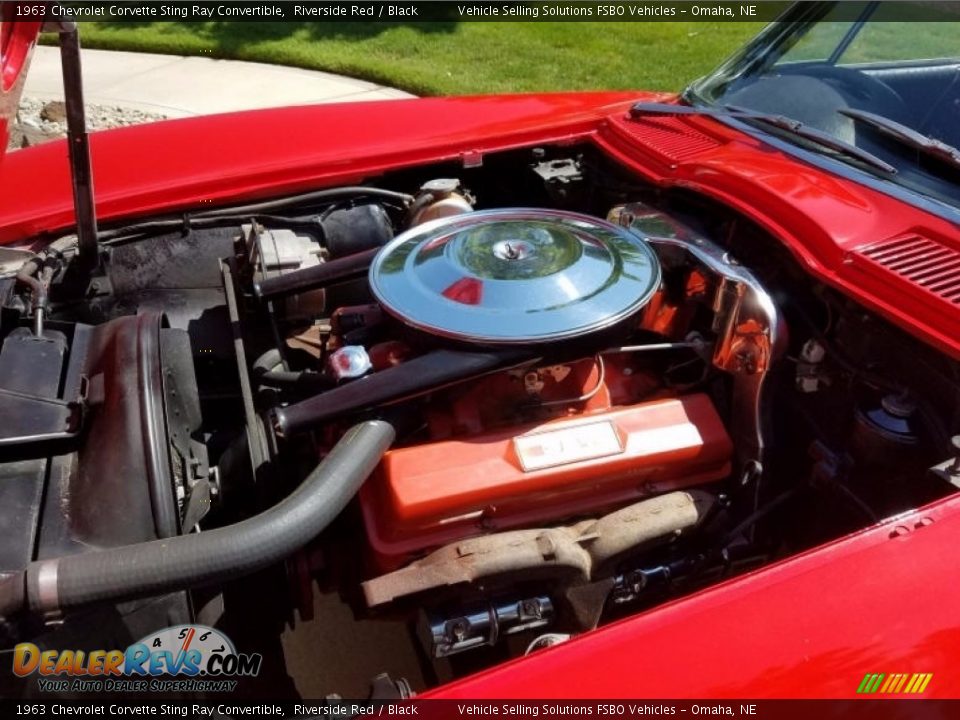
[1,144,958,697]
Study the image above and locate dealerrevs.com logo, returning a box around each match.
[12,625,262,693]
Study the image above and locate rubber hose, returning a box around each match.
[253,348,324,386]
[14,236,78,325]
[15,259,45,309]
[253,348,285,377]
[0,574,25,618]
[18,420,394,615]
[262,369,312,385]
[97,186,413,242]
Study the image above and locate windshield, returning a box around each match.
[689,1,960,207]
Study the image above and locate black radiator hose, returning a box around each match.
[3,420,394,617]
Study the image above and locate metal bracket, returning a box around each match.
[0,380,86,447]
[181,463,218,532]
[609,202,786,477]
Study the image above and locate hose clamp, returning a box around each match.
[27,560,62,621]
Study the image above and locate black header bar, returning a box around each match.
[11,1,959,23]
[1,699,960,719]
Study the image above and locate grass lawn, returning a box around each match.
[52,22,762,96]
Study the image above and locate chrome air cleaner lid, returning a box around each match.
[368,208,661,345]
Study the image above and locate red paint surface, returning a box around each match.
[0,14,40,153]
[597,114,960,360]
[0,92,652,240]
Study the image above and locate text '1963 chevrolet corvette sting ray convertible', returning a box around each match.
[0,0,959,703]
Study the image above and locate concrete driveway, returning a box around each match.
[23,45,414,118]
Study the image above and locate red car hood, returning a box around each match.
[0,16,41,156]
[0,90,657,236]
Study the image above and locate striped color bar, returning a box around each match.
[857,672,933,694]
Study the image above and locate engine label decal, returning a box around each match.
[514,420,623,471]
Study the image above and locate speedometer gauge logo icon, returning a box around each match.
[127,625,261,677]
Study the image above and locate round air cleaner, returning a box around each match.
[368,208,661,345]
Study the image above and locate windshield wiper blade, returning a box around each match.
[839,107,960,171]
[629,101,898,175]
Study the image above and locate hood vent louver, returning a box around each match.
[857,234,960,304]
[620,116,722,164]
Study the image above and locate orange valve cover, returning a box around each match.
[360,393,732,568]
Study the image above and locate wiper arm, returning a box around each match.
[630,101,898,175]
[839,107,960,171]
